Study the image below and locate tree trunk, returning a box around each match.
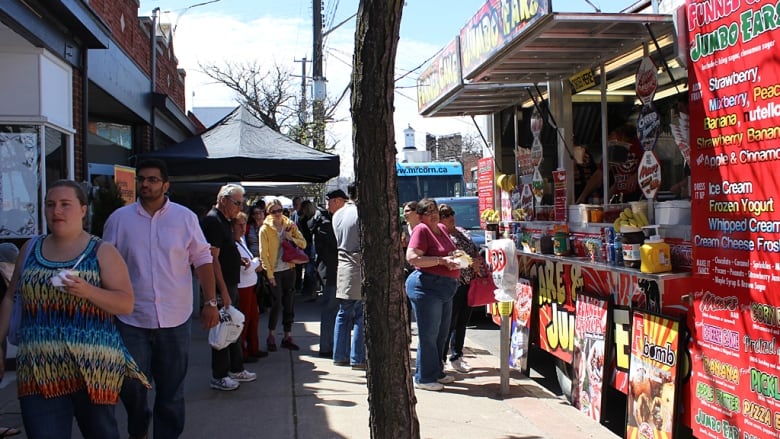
[351,1,419,438]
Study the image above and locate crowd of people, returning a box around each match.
[0,159,485,437]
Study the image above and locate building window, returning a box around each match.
[95,122,132,149]
[45,126,68,185]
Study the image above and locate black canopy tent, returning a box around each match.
[139,106,340,183]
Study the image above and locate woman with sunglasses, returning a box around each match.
[259,199,307,351]
[405,198,461,391]
[437,203,483,374]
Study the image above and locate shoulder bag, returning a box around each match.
[8,236,39,345]
[281,239,309,264]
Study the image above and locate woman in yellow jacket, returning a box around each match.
[260,199,307,351]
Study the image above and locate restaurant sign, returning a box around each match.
[459,0,551,78]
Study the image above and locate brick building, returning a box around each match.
[425,133,481,194]
[0,0,195,239]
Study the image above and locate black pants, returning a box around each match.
[268,268,297,333]
[212,284,243,378]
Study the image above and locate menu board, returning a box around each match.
[625,311,682,439]
[477,157,495,228]
[688,1,780,438]
[572,293,610,423]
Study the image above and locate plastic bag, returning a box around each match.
[208,305,245,350]
[486,238,518,302]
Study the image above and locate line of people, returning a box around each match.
[0,160,482,438]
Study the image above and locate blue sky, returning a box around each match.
[139,0,637,176]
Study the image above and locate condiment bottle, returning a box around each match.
[640,226,672,273]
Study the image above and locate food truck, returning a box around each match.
[418,0,780,438]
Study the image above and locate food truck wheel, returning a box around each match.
[555,358,574,403]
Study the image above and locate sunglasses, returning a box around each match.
[135,176,163,184]
[268,208,282,214]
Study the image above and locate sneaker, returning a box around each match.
[450,358,472,373]
[281,337,300,350]
[414,381,444,391]
[210,376,239,391]
[267,335,277,352]
[437,374,455,384]
[228,370,257,382]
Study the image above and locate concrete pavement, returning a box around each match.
[0,296,619,438]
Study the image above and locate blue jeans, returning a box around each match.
[405,270,458,384]
[20,389,119,439]
[319,285,338,353]
[117,319,191,439]
[333,299,365,365]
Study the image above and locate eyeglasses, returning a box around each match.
[225,198,242,207]
[268,208,282,214]
[135,176,163,184]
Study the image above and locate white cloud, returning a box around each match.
[170,11,480,179]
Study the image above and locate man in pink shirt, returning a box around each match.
[103,159,220,439]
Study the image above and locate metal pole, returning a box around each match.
[500,314,511,396]
[150,7,159,150]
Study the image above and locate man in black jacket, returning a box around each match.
[312,191,347,357]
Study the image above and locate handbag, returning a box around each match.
[281,239,309,264]
[8,236,39,345]
[467,275,496,307]
[208,305,245,350]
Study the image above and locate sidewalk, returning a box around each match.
[0,296,618,438]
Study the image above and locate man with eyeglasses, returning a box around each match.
[200,183,257,391]
[104,159,219,439]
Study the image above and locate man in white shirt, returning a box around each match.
[103,159,219,439]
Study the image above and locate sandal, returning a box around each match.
[0,427,20,438]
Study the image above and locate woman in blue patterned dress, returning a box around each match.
[0,180,148,439]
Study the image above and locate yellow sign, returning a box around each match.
[569,68,595,93]
[114,165,136,205]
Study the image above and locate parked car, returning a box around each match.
[434,196,485,249]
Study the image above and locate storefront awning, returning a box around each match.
[420,12,676,118]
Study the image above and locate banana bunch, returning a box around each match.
[613,207,649,232]
[512,208,527,221]
[495,173,517,192]
[481,208,501,223]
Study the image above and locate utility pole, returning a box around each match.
[312,0,326,151]
[294,57,308,127]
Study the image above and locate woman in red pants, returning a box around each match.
[232,212,267,361]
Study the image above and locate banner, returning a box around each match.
[477,157,495,228]
[626,311,681,439]
[114,165,136,205]
[573,293,610,423]
[688,0,780,437]
[509,279,533,371]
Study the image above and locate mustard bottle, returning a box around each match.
[640,227,671,273]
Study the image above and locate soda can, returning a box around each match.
[604,226,616,243]
[606,242,616,265]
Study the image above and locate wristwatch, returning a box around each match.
[204,298,218,308]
